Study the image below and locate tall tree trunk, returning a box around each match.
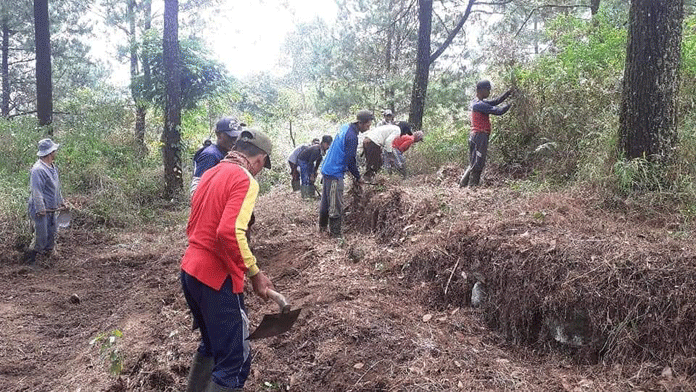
[34,0,52,130]
[409,0,475,129]
[618,0,683,162]
[408,0,432,130]
[590,0,601,16]
[128,0,147,148]
[1,17,9,118]
[137,0,153,151]
[163,0,182,198]
[384,0,395,110]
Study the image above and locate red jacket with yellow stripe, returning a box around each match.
[181,160,260,293]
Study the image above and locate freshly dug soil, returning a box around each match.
[1,169,694,391]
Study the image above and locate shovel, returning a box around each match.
[45,208,71,228]
[247,289,301,340]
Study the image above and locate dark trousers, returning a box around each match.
[289,162,300,182]
[467,132,489,185]
[181,271,252,389]
[363,139,383,178]
[31,212,56,253]
[319,176,344,234]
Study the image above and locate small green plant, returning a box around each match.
[90,329,123,375]
[533,211,546,222]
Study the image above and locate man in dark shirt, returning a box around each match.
[460,80,513,187]
[298,135,332,199]
[191,116,243,196]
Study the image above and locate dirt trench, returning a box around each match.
[1,174,695,391]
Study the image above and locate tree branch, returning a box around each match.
[515,4,591,38]
[474,0,515,5]
[429,0,476,64]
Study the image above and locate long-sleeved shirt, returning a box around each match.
[321,123,360,180]
[181,160,260,293]
[392,134,415,153]
[191,144,226,196]
[28,159,63,215]
[470,91,511,134]
[297,144,324,174]
[362,124,400,153]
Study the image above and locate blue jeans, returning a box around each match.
[298,160,313,186]
[181,271,252,389]
[31,211,56,253]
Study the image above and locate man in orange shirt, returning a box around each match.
[181,129,274,392]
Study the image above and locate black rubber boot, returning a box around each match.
[329,217,342,238]
[319,212,328,233]
[291,179,301,192]
[25,250,38,266]
[204,381,242,392]
[469,171,481,187]
[302,185,313,199]
[185,352,214,392]
[459,167,472,187]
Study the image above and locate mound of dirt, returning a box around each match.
[388,186,696,373]
[2,178,695,391]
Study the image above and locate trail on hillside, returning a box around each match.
[0,169,694,391]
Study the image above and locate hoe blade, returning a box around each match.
[248,308,301,340]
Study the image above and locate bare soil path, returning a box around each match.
[1,173,693,391]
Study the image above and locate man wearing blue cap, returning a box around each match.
[190,116,244,196]
[26,138,65,266]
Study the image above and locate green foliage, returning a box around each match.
[90,329,124,375]
[0,88,169,249]
[0,117,39,249]
[406,121,469,174]
[135,32,231,111]
[493,11,627,183]
[1,0,95,117]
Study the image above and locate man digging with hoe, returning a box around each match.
[181,129,275,392]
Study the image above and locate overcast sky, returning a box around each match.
[208,0,337,78]
[89,0,338,86]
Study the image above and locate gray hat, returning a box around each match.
[356,109,374,123]
[383,109,393,116]
[216,116,244,138]
[37,138,59,157]
[238,129,273,169]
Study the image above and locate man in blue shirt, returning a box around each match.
[190,116,244,196]
[26,138,65,266]
[319,110,373,237]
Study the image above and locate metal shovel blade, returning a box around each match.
[247,308,301,340]
[56,209,71,228]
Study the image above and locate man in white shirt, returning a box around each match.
[361,121,411,181]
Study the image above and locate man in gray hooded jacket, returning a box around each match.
[26,138,65,265]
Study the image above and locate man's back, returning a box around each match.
[363,124,400,150]
[322,124,359,179]
[183,160,258,292]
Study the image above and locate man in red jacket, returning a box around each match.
[181,129,274,392]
